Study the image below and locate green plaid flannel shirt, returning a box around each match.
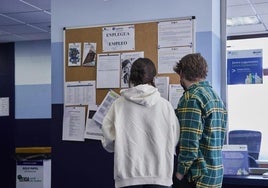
[175,81,227,188]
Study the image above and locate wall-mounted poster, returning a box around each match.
[84,104,103,140]
[16,160,44,188]
[120,51,144,88]
[62,106,86,141]
[0,97,9,116]
[68,43,81,66]
[96,53,120,88]
[102,25,135,52]
[82,42,96,66]
[158,19,193,48]
[227,49,263,85]
[158,46,192,74]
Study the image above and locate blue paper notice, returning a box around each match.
[227,49,263,85]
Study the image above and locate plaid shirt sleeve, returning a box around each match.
[176,96,205,175]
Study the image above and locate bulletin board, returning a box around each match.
[64,17,195,105]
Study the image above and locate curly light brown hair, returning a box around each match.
[173,53,208,81]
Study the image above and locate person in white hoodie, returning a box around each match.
[101,57,180,188]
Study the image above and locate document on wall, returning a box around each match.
[0,97,9,116]
[120,51,144,88]
[96,53,121,88]
[158,46,193,74]
[64,80,96,105]
[102,25,135,52]
[68,42,82,66]
[84,104,103,140]
[62,106,86,141]
[155,77,169,100]
[93,90,120,125]
[169,84,184,109]
[158,19,193,48]
[82,42,97,66]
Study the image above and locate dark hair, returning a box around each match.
[129,58,156,87]
[173,53,208,81]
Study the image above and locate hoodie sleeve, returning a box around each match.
[171,105,180,155]
[101,104,116,153]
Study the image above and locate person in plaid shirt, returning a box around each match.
[173,53,227,188]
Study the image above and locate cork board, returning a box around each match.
[64,18,195,105]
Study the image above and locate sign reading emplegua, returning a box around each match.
[102,25,135,52]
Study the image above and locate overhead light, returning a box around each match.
[19,0,42,10]
[0,13,25,24]
[27,24,50,33]
[19,0,51,15]
[227,16,260,27]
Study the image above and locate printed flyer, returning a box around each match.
[222,144,249,175]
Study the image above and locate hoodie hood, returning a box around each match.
[120,84,161,107]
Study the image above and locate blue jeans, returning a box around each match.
[122,185,171,188]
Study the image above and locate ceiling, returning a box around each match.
[227,0,268,37]
[0,0,51,43]
[0,0,268,43]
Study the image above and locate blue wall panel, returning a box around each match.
[196,31,222,95]
[15,84,51,119]
[51,42,64,104]
[196,31,213,82]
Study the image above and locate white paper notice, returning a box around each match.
[0,97,9,116]
[62,106,86,141]
[96,53,121,88]
[64,81,96,105]
[158,46,193,74]
[155,77,169,100]
[169,84,184,109]
[120,51,144,88]
[93,90,120,125]
[102,25,135,52]
[82,42,96,66]
[84,105,103,140]
[68,42,81,66]
[158,19,193,48]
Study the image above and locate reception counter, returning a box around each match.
[223,175,268,188]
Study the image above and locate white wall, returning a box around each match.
[51,0,215,43]
[15,40,51,119]
[15,40,51,85]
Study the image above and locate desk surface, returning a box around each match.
[223,175,268,187]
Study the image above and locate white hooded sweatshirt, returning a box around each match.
[102,84,180,188]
